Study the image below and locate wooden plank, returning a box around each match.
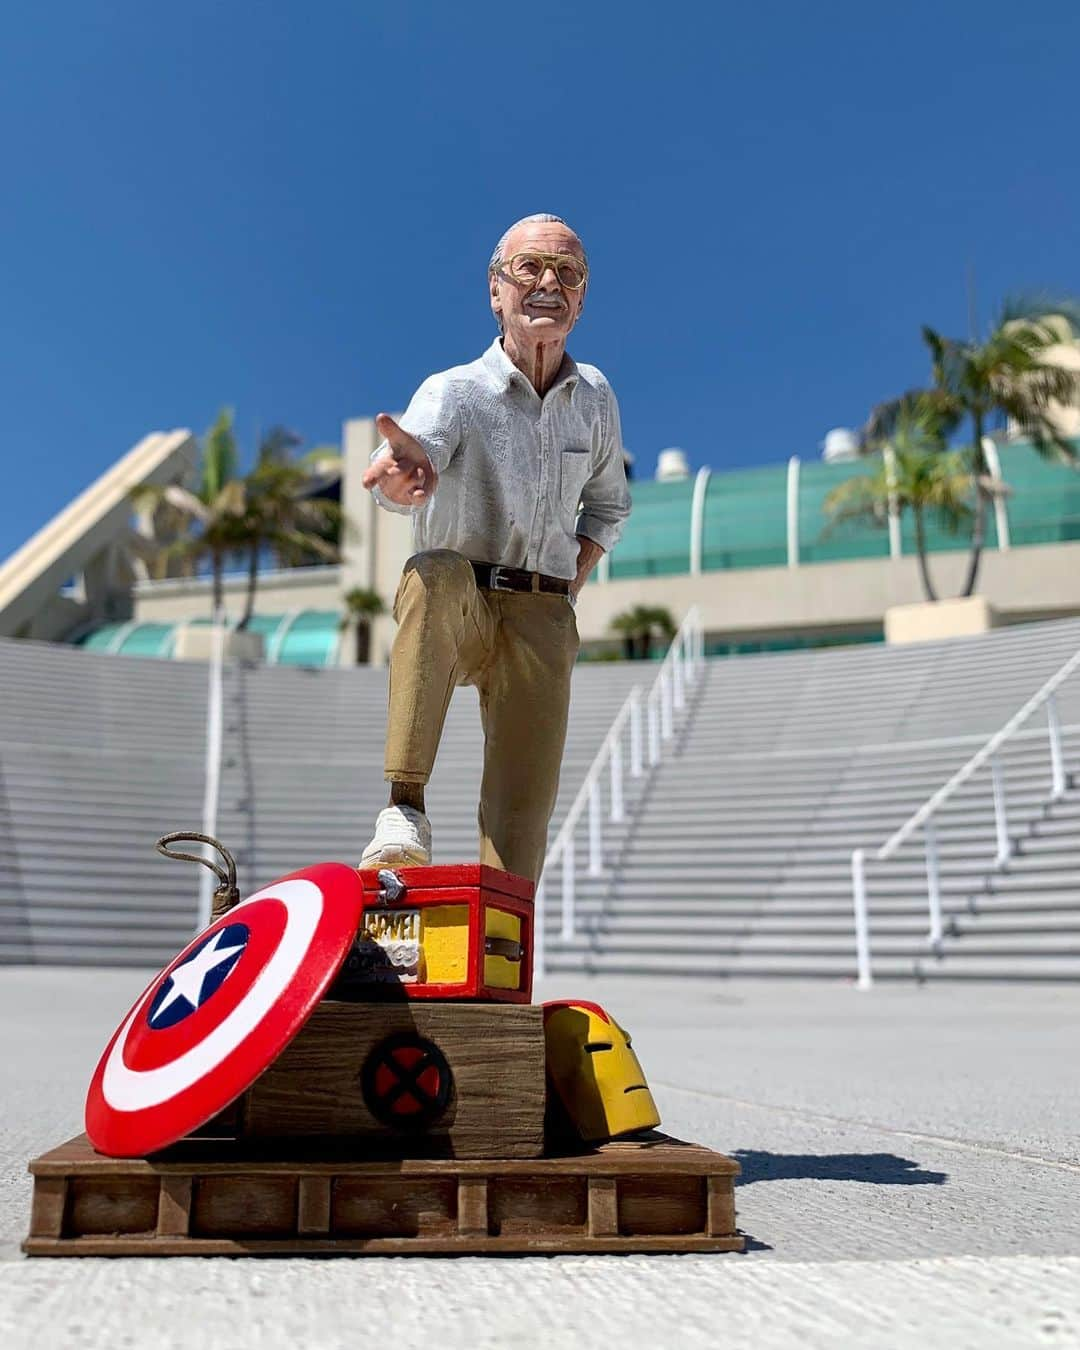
[333,1176,456,1237]
[23,1233,746,1257]
[68,1177,157,1237]
[156,1176,192,1237]
[193,1176,296,1237]
[706,1174,737,1237]
[297,1177,330,1236]
[29,1132,739,1178]
[618,1174,705,1237]
[457,1177,488,1237]
[490,1176,585,1237]
[28,1177,66,1239]
[587,1176,618,1237]
[242,1003,546,1159]
[24,1132,744,1256]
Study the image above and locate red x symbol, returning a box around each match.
[362,1034,451,1127]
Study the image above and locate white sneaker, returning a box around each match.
[359,805,432,869]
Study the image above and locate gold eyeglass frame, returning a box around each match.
[494,251,589,291]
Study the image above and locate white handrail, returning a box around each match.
[850,645,1080,989]
[534,605,704,979]
[877,648,1080,861]
[197,611,227,932]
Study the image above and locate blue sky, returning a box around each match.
[3,0,1079,561]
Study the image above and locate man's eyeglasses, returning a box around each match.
[496,251,588,291]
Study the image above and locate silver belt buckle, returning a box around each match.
[489,565,517,592]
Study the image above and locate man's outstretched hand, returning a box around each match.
[362,413,438,507]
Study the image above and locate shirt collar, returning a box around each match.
[483,339,579,396]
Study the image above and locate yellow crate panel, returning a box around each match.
[421,906,470,984]
[484,908,523,990]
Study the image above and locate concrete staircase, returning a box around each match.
[2,615,1078,979]
[542,618,1080,982]
[0,637,644,965]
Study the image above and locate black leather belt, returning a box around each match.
[471,562,570,596]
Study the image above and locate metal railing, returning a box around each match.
[534,606,704,978]
[196,613,227,932]
[850,646,1080,989]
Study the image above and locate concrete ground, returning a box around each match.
[3,967,1080,1349]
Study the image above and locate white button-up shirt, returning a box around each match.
[371,339,631,580]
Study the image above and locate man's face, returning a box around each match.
[489,220,586,347]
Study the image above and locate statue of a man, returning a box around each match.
[360,213,631,884]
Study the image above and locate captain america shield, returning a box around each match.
[85,862,364,1157]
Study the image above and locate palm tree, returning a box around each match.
[921,297,1080,595]
[235,428,344,631]
[132,410,347,631]
[339,586,386,664]
[608,610,641,660]
[608,605,677,659]
[825,391,974,602]
[132,408,249,618]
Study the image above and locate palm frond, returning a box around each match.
[212,479,248,517]
[202,408,237,500]
[162,484,212,521]
[999,293,1080,336]
[271,529,339,564]
[863,388,959,450]
[342,587,386,620]
[257,425,303,466]
[638,605,676,638]
[822,474,890,532]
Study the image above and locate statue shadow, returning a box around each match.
[731,1150,948,1187]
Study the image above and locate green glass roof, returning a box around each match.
[77,612,342,666]
[608,477,695,578]
[701,465,788,571]
[606,437,1080,578]
[82,622,176,657]
[800,458,893,564]
[997,442,1080,547]
[273,610,341,666]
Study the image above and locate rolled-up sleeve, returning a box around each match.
[575,382,632,551]
[370,373,463,515]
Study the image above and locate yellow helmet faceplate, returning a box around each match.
[543,1000,661,1143]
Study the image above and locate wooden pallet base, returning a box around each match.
[24,1131,743,1256]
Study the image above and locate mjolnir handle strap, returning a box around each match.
[156,832,240,914]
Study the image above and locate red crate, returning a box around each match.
[333,864,534,1003]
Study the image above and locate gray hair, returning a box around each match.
[488,213,588,273]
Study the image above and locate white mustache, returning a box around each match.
[525,292,566,307]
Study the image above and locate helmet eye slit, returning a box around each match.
[584,1041,613,1053]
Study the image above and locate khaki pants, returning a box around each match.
[385,550,580,884]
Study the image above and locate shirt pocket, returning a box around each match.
[559,446,592,513]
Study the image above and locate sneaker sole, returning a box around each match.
[358,844,432,870]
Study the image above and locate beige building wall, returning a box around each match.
[573,543,1080,647]
[133,567,344,624]
[0,430,200,641]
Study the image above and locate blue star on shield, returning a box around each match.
[147,923,250,1030]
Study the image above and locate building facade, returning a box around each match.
[2,420,1079,665]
